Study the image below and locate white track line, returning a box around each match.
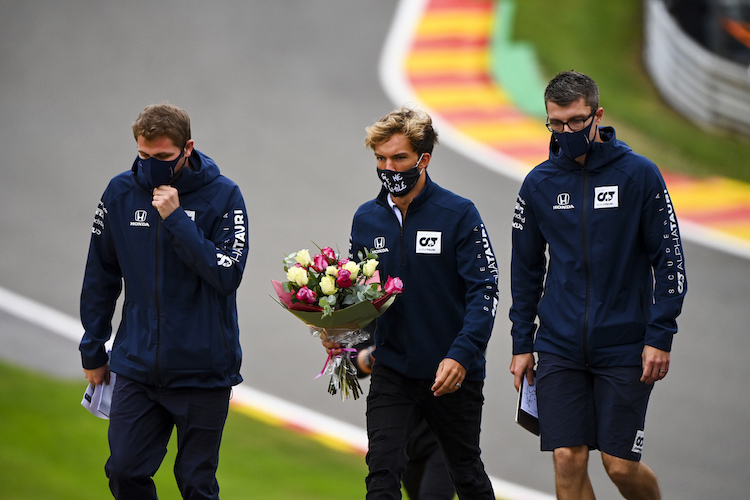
[0,283,553,499]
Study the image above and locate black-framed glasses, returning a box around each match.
[546,109,596,133]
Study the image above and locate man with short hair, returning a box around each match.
[80,102,248,499]
[349,106,499,499]
[509,71,687,500]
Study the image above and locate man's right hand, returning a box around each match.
[84,364,111,385]
[509,353,535,392]
[321,338,345,356]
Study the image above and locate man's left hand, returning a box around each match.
[432,358,466,396]
[152,185,180,219]
[641,345,670,384]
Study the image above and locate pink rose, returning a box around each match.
[385,276,404,295]
[295,286,317,304]
[336,269,353,288]
[322,247,336,263]
[312,253,328,273]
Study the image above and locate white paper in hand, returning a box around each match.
[520,376,538,418]
[515,375,539,435]
[81,372,117,419]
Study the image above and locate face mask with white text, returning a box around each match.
[377,153,425,197]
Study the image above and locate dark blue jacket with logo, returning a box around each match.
[510,127,687,367]
[349,176,499,381]
[79,150,248,388]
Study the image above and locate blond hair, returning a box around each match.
[365,106,438,155]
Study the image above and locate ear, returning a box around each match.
[593,108,604,142]
[184,139,195,157]
[420,152,431,168]
[595,107,604,125]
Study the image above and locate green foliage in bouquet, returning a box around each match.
[273,244,403,400]
[281,246,395,319]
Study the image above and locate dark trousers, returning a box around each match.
[402,421,456,499]
[105,376,231,500]
[365,365,494,500]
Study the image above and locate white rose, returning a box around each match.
[343,260,360,280]
[286,266,309,287]
[320,275,338,296]
[362,259,378,277]
[295,249,312,267]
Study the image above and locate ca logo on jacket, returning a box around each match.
[416,231,442,254]
[594,186,619,209]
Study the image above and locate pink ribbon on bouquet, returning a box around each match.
[315,348,357,379]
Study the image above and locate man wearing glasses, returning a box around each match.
[509,71,687,499]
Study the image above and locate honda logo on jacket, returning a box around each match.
[553,193,574,210]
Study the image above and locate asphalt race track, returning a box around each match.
[1,2,749,499]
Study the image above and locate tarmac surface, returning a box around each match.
[1,1,749,499]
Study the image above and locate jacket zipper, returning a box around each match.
[399,222,406,266]
[386,200,406,266]
[581,165,590,366]
[155,218,163,386]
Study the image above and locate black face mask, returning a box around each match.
[138,150,184,190]
[377,154,425,197]
[552,117,596,160]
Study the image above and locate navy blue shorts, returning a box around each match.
[536,352,654,461]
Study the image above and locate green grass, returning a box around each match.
[512,0,750,183]
[0,360,368,499]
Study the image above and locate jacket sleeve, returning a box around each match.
[162,184,248,296]
[640,164,687,351]
[509,186,547,355]
[445,205,500,368]
[79,196,123,370]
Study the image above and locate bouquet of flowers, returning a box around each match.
[272,245,403,400]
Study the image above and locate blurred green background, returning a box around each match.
[512,0,750,183]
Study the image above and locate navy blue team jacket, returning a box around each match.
[79,150,248,388]
[349,176,499,382]
[510,127,687,367]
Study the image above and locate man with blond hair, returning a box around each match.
[348,106,499,499]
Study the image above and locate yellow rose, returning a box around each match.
[362,259,378,277]
[295,249,312,267]
[320,275,338,296]
[343,260,360,280]
[286,266,309,287]
[326,265,339,277]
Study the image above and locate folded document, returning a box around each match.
[515,375,539,435]
[81,372,117,419]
